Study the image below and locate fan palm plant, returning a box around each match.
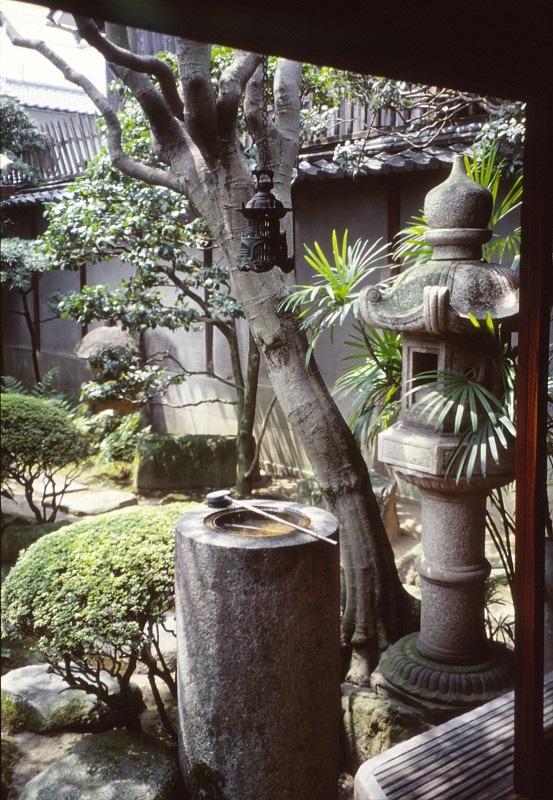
[406,314,516,483]
[280,229,389,364]
[333,324,402,446]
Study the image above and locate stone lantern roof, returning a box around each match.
[360,155,518,336]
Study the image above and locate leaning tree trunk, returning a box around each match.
[2,17,420,680]
[228,323,261,496]
[188,152,419,679]
[235,332,261,496]
[219,225,419,680]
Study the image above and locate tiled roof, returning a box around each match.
[0,77,98,115]
[294,122,482,181]
[0,184,72,208]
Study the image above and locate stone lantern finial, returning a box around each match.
[425,155,492,229]
[359,155,518,336]
[423,155,493,261]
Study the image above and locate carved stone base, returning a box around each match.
[379,633,513,710]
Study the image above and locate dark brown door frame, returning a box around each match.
[514,97,553,799]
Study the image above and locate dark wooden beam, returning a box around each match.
[14,0,552,102]
[514,96,553,799]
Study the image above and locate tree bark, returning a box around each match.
[235,332,260,496]
[20,289,41,383]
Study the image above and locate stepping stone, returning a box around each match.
[59,490,137,516]
[1,664,143,734]
[19,729,180,800]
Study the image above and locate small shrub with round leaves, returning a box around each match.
[1,393,87,522]
[1,502,198,738]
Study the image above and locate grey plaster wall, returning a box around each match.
[0,167,522,472]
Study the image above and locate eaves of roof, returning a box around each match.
[0,77,98,115]
[0,183,72,208]
[294,121,483,181]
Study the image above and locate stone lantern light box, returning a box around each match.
[361,155,518,480]
[360,156,518,709]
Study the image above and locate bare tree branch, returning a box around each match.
[217,51,261,140]
[245,394,277,479]
[176,39,218,160]
[272,59,302,185]
[243,62,266,156]
[273,59,302,140]
[147,352,240,393]
[0,13,186,194]
[75,18,185,160]
[73,16,184,120]
[151,398,237,408]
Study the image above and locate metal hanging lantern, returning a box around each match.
[237,169,294,273]
[236,57,294,274]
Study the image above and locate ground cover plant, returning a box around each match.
[1,502,198,739]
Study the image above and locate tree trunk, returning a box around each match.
[4,22,420,679]
[20,288,41,384]
[235,332,260,496]
[215,215,419,681]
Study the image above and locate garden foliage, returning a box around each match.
[0,393,87,522]
[1,502,197,738]
[0,95,45,185]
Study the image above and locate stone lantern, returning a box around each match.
[360,156,517,709]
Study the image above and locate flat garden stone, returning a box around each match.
[341,683,431,773]
[59,489,137,516]
[1,664,142,734]
[19,729,180,800]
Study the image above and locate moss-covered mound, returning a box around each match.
[134,433,236,492]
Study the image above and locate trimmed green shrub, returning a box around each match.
[1,502,197,738]
[1,393,87,522]
[134,433,236,492]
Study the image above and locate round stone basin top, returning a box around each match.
[204,506,311,538]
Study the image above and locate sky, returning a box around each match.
[0,0,106,91]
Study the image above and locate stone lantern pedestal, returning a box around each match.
[376,465,513,707]
[360,156,517,709]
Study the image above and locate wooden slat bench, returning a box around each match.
[355,672,553,800]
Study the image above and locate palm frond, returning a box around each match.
[406,365,515,483]
[279,230,389,365]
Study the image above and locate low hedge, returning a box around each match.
[134,433,236,492]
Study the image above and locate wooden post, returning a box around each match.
[513,96,553,798]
